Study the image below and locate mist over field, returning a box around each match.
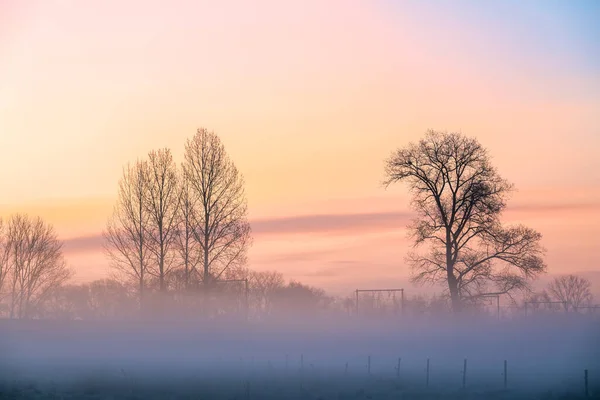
[1,314,598,399]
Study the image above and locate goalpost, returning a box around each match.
[473,294,501,320]
[354,288,405,317]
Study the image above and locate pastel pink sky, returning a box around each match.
[1,0,599,294]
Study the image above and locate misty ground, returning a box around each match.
[1,315,598,399]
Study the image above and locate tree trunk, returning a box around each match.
[139,271,144,316]
[203,231,210,286]
[448,273,461,313]
[159,257,165,292]
[446,230,461,313]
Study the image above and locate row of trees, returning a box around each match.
[40,270,337,321]
[103,129,251,315]
[8,268,594,321]
[0,211,593,321]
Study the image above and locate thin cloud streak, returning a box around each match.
[251,211,413,235]
[506,202,600,213]
[61,200,600,255]
[62,235,105,253]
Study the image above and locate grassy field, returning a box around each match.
[0,316,598,399]
[0,370,597,400]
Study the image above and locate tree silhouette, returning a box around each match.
[0,219,10,305]
[174,167,202,290]
[144,148,180,293]
[104,160,151,312]
[183,128,251,285]
[547,274,594,312]
[4,214,71,319]
[384,130,546,312]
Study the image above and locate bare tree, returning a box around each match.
[36,279,137,320]
[0,218,11,305]
[42,283,90,320]
[270,281,333,317]
[183,128,251,285]
[249,270,285,316]
[174,168,202,289]
[547,274,594,312]
[521,290,564,314]
[229,268,286,318]
[104,160,151,312]
[144,149,180,293]
[5,214,72,319]
[88,279,136,319]
[384,130,546,312]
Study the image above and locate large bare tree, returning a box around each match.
[104,160,151,311]
[384,130,546,312]
[5,214,71,319]
[144,149,180,293]
[547,274,594,312]
[183,128,251,285]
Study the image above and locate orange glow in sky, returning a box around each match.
[1,0,599,293]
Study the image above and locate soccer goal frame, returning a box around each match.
[354,288,405,316]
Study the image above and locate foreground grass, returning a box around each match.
[0,373,597,400]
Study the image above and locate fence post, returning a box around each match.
[497,296,500,320]
[426,358,430,388]
[401,289,405,316]
[585,369,589,398]
[503,360,507,390]
[463,359,467,389]
[300,354,304,390]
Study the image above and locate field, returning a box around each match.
[0,315,598,399]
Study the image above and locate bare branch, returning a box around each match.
[103,160,151,312]
[384,130,545,313]
[3,214,72,319]
[183,128,252,286]
[547,274,594,312]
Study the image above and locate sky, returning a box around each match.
[0,0,599,295]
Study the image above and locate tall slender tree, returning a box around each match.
[104,160,151,312]
[384,130,546,313]
[174,167,202,289]
[144,149,180,293]
[183,128,251,285]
